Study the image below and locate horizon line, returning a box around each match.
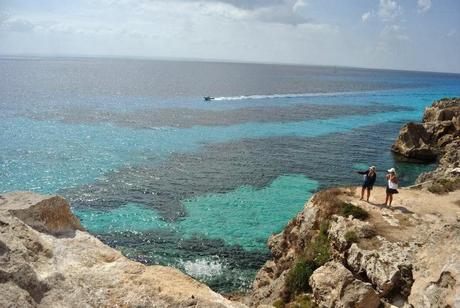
[1,52,460,76]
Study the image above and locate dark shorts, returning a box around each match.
[362,184,374,190]
[386,187,399,194]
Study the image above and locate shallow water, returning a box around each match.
[1,57,459,292]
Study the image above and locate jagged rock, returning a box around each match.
[416,271,457,308]
[392,98,459,162]
[250,269,288,306]
[248,99,460,308]
[407,224,460,308]
[2,193,84,236]
[249,184,460,308]
[391,122,438,162]
[0,192,245,308]
[423,98,460,122]
[437,133,453,147]
[392,97,460,185]
[328,215,375,252]
[346,242,414,297]
[248,193,325,306]
[309,261,380,308]
[0,281,36,308]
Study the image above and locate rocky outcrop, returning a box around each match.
[391,122,439,161]
[309,261,380,308]
[247,187,460,307]
[0,192,245,308]
[246,99,460,307]
[392,97,460,186]
[3,194,85,236]
[247,189,340,306]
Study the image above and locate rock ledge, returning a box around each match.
[0,192,245,308]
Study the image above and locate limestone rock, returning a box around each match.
[248,193,322,306]
[391,97,460,186]
[391,122,437,162]
[328,215,375,252]
[346,242,414,297]
[1,192,84,236]
[0,192,245,308]
[309,261,380,308]
[407,224,460,308]
[423,98,460,122]
[249,184,460,308]
[392,98,459,163]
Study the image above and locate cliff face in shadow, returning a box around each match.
[0,192,245,308]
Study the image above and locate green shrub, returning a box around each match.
[285,258,315,298]
[273,298,285,308]
[310,222,331,267]
[344,231,359,243]
[428,183,444,194]
[284,222,331,302]
[291,294,315,308]
[340,203,369,220]
[274,296,315,308]
[428,178,460,194]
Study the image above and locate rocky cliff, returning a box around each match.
[392,97,460,191]
[0,192,245,308]
[247,186,460,307]
[246,98,460,307]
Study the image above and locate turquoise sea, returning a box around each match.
[1,57,459,291]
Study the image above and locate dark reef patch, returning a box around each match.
[23,103,411,128]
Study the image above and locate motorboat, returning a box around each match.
[203,96,214,101]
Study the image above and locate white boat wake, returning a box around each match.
[211,90,373,101]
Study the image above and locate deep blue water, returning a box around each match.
[1,57,459,292]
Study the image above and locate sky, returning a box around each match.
[0,0,459,73]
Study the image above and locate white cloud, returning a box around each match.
[381,24,409,41]
[361,11,372,23]
[373,24,410,59]
[0,17,36,32]
[378,0,401,21]
[417,0,432,13]
[293,0,309,13]
[96,0,313,25]
[1,0,457,72]
[0,0,338,65]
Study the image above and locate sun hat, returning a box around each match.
[387,168,396,173]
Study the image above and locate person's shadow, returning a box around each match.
[392,206,414,214]
[368,202,414,214]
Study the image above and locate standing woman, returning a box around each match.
[385,168,399,206]
[355,166,377,202]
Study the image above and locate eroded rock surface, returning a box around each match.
[247,187,460,307]
[392,97,460,187]
[309,261,380,308]
[0,192,245,308]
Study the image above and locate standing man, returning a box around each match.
[354,166,377,202]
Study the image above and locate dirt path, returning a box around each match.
[340,186,460,244]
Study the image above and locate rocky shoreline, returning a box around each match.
[392,97,460,192]
[245,186,460,307]
[0,192,245,308]
[1,98,459,307]
[245,97,460,307]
